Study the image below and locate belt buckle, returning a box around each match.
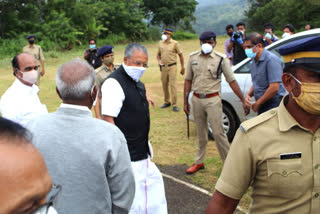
[199,94,206,99]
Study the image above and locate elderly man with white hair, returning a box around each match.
[27,59,135,214]
[101,43,167,214]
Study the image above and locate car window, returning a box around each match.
[234,59,252,74]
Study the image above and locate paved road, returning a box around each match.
[158,164,246,214]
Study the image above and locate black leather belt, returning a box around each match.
[193,92,219,99]
[161,62,176,67]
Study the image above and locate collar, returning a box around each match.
[255,48,266,62]
[278,95,309,132]
[199,50,215,58]
[164,38,172,43]
[60,103,91,113]
[14,78,39,94]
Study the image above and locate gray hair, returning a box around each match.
[56,59,95,100]
[124,43,149,59]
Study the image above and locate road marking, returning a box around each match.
[162,172,247,214]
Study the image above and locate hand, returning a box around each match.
[40,69,45,77]
[184,103,190,115]
[242,101,250,116]
[147,96,155,108]
[252,101,261,112]
[231,32,235,42]
[180,67,185,75]
[264,36,271,44]
[245,94,252,108]
[236,37,243,44]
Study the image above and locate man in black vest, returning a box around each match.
[101,43,167,214]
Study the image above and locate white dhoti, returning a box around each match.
[129,158,167,214]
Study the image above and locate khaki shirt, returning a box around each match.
[216,96,320,214]
[95,64,118,94]
[185,50,235,94]
[158,38,182,65]
[23,45,44,65]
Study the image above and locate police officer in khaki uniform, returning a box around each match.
[22,35,45,86]
[184,31,247,174]
[207,36,320,214]
[94,45,118,119]
[157,29,184,112]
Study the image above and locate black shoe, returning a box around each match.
[161,103,171,108]
[173,106,179,112]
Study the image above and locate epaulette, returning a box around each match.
[95,66,103,73]
[239,109,277,133]
[214,51,226,59]
[189,50,201,56]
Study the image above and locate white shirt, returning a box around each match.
[0,78,48,126]
[60,103,91,113]
[101,78,125,117]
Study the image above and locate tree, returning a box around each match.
[246,0,320,32]
[143,0,198,30]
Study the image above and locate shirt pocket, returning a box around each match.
[191,62,200,77]
[207,64,217,79]
[267,159,304,199]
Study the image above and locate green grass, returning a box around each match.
[0,36,251,212]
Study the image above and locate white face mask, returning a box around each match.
[282,32,291,38]
[161,34,168,41]
[17,69,38,85]
[123,63,146,82]
[201,43,213,54]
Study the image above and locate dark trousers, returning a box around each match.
[258,95,283,115]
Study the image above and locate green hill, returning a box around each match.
[194,0,247,35]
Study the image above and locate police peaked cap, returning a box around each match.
[163,29,173,35]
[278,36,320,73]
[26,34,35,39]
[199,31,216,41]
[97,45,114,57]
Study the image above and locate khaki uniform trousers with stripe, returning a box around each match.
[191,95,230,164]
[161,64,177,106]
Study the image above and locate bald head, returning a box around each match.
[0,117,52,214]
[56,59,95,101]
[245,32,264,45]
[12,53,37,76]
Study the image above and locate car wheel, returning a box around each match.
[208,104,238,143]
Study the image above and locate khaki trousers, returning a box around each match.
[161,65,177,106]
[191,95,230,164]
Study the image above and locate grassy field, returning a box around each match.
[0,36,251,211]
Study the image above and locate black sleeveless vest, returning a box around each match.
[106,65,150,161]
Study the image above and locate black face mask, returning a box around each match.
[28,40,35,44]
[227,32,233,37]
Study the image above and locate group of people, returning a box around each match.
[0,43,167,213]
[0,25,319,214]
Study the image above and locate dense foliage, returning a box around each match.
[0,0,197,54]
[246,0,320,32]
[193,0,247,35]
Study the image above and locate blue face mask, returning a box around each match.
[264,33,272,39]
[245,45,258,58]
[89,44,96,49]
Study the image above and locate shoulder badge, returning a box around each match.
[214,51,226,59]
[240,109,277,133]
[189,50,201,56]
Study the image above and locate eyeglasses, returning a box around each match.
[31,184,62,214]
[20,65,40,72]
[129,60,148,68]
